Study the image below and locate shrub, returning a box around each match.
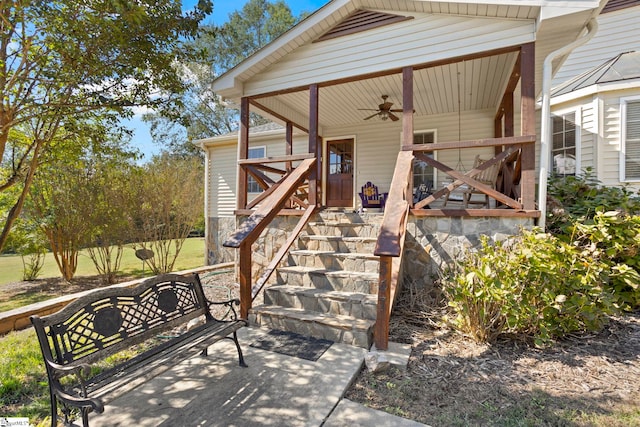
[572,211,640,310]
[547,169,640,235]
[443,230,618,346]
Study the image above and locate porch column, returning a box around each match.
[309,84,320,207]
[402,67,414,148]
[238,97,249,210]
[520,42,536,210]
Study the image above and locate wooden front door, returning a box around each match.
[325,139,354,207]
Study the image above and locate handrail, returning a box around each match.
[373,151,413,350]
[224,157,315,248]
[251,205,316,300]
[223,157,316,319]
[238,153,315,165]
[403,135,535,152]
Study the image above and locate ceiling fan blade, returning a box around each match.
[389,109,404,112]
[388,112,400,121]
[364,113,379,120]
[358,108,380,111]
[380,102,394,110]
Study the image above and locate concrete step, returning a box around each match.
[264,285,378,321]
[287,250,380,273]
[248,305,374,348]
[306,221,380,238]
[296,235,378,253]
[275,266,378,294]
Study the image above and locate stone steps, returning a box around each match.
[247,305,374,348]
[249,211,382,349]
[287,249,380,273]
[264,285,378,320]
[275,266,378,294]
[296,235,378,253]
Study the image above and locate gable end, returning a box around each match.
[314,9,413,43]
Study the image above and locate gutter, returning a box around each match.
[538,17,598,230]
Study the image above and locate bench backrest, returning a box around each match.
[31,273,210,368]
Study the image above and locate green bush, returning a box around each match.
[572,211,640,310]
[547,169,640,235]
[444,230,618,346]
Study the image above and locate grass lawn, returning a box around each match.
[0,238,206,287]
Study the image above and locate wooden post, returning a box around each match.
[238,242,252,319]
[286,122,293,172]
[402,67,414,149]
[285,122,294,208]
[238,97,250,210]
[520,43,536,210]
[374,256,392,350]
[309,84,319,207]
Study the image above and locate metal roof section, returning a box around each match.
[551,50,640,97]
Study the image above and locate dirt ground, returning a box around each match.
[3,274,640,426]
[345,284,640,426]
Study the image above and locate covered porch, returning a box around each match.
[213,1,603,350]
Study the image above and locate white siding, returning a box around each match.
[552,6,640,86]
[325,109,496,201]
[208,143,237,218]
[244,14,535,96]
[207,135,310,217]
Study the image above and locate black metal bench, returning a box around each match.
[30,272,247,427]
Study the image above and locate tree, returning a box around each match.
[25,122,140,281]
[145,0,303,155]
[0,0,212,251]
[130,154,203,274]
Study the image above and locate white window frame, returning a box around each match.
[410,129,438,188]
[247,145,266,194]
[550,107,581,176]
[620,96,640,183]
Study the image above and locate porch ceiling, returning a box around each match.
[250,51,519,130]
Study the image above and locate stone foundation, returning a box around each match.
[403,216,534,288]
[206,216,236,265]
[207,212,535,289]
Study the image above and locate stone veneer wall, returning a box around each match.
[403,216,535,287]
[207,212,535,288]
[206,216,236,265]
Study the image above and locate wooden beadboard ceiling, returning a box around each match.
[254,51,519,129]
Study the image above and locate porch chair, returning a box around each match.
[359,181,388,210]
[460,155,502,208]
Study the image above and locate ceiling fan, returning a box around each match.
[359,95,403,121]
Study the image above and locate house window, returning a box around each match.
[622,99,640,181]
[247,146,266,193]
[551,112,577,175]
[413,130,436,188]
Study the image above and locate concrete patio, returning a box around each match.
[88,326,427,427]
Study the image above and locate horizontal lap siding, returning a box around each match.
[244,14,534,96]
[208,136,309,217]
[602,93,623,186]
[552,7,640,86]
[580,102,596,173]
[325,109,495,197]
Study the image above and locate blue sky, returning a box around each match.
[126,0,329,160]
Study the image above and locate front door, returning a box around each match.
[325,139,354,207]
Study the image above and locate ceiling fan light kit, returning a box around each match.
[358,94,404,122]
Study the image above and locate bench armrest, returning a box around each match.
[45,360,105,414]
[206,298,242,321]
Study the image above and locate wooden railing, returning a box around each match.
[408,135,538,215]
[224,156,317,319]
[373,136,538,349]
[373,151,414,350]
[238,153,316,212]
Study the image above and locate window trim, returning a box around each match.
[620,95,640,183]
[550,107,581,176]
[247,145,266,194]
[408,129,438,188]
